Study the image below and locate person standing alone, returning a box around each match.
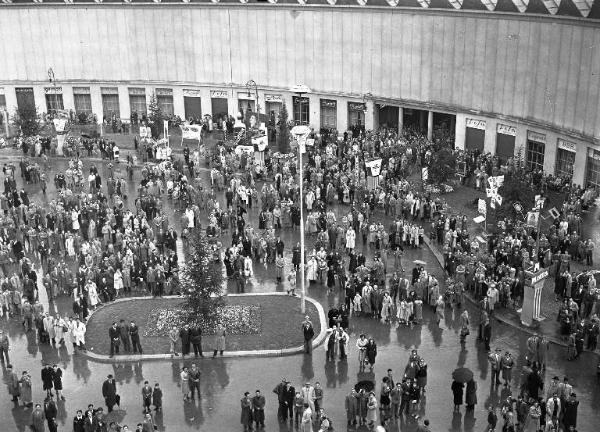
[302,316,315,354]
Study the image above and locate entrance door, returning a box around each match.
[211,98,228,123]
[465,127,485,152]
[184,97,202,120]
[377,105,399,130]
[496,133,515,163]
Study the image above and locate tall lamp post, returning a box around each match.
[290,85,311,313]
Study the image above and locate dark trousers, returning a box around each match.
[491,369,501,384]
[132,336,143,354]
[254,408,265,426]
[121,337,131,352]
[182,341,190,355]
[304,338,312,354]
[193,343,203,357]
[110,340,120,356]
[189,381,200,398]
[278,403,287,420]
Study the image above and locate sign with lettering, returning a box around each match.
[128,87,146,96]
[478,199,487,216]
[73,87,90,95]
[497,124,517,136]
[557,139,576,153]
[264,94,283,103]
[528,270,548,286]
[183,89,202,97]
[45,86,62,95]
[211,90,228,99]
[348,102,366,112]
[101,87,119,95]
[320,99,336,108]
[366,159,382,177]
[181,125,202,141]
[16,88,33,94]
[527,130,546,144]
[293,96,309,104]
[155,88,173,96]
[466,118,486,130]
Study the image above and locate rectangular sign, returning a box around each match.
[557,139,576,153]
[478,198,487,215]
[211,90,228,99]
[421,167,428,182]
[156,88,173,96]
[264,94,283,103]
[53,118,67,133]
[466,118,486,130]
[527,130,546,144]
[366,159,383,177]
[473,215,486,224]
[320,99,337,108]
[183,89,202,97]
[45,86,62,95]
[128,87,146,95]
[589,148,600,161]
[73,87,90,95]
[139,126,151,138]
[101,87,119,95]
[497,124,517,136]
[181,125,202,141]
[348,102,366,112]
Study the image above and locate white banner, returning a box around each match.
[557,139,576,153]
[487,175,504,189]
[53,118,67,133]
[365,159,383,177]
[478,198,487,215]
[235,145,255,155]
[251,135,268,151]
[139,126,151,138]
[497,124,517,136]
[466,118,486,130]
[181,125,202,141]
[56,134,65,156]
[526,211,539,227]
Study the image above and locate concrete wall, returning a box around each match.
[0,6,599,143]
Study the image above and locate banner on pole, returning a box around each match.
[251,135,268,151]
[235,145,255,155]
[53,118,67,133]
[163,120,169,140]
[526,211,539,227]
[421,167,428,182]
[548,207,560,219]
[365,159,383,177]
[473,215,486,224]
[181,125,202,141]
[478,198,487,215]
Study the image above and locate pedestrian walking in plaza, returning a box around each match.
[483,319,492,351]
[460,310,470,344]
[41,364,54,398]
[72,410,85,432]
[190,325,203,357]
[52,364,65,401]
[31,403,45,432]
[130,320,143,354]
[241,392,253,432]
[366,392,378,429]
[141,381,153,413]
[213,325,226,357]
[180,366,190,402]
[357,334,368,370]
[189,364,201,399]
[0,329,10,364]
[345,388,359,426]
[152,383,163,412]
[301,402,313,432]
[501,352,514,387]
[302,316,315,354]
[489,349,502,386]
[109,322,121,357]
[366,337,377,371]
[252,389,266,429]
[180,325,191,356]
[102,374,118,413]
[44,395,58,432]
[451,380,464,411]
[169,326,179,356]
[7,364,20,403]
[20,371,33,407]
[465,379,477,410]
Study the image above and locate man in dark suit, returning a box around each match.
[72,410,85,432]
[102,374,118,413]
[179,324,191,356]
[44,395,58,432]
[130,321,143,354]
[109,322,120,357]
[190,326,204,358]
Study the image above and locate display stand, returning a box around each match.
[520,268,548,327]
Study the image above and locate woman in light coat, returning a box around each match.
[73,318,86,350]
[435,296,445,327]
[53,314,66,345]
[113,268,123,296]
[366,392,378,427]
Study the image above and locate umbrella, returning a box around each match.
[413,260,427,266]
[452,367,473,383]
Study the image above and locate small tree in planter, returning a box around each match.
[277,102,290,153]
[12,103,42,137]
[429,147,457,184]
[180,229,225,324]
[147,93,164,139]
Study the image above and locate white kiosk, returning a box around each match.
[520,268,548,327]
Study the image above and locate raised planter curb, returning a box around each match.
[81,292,327,363]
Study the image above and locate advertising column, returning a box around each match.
[464,118,486,152]
[555,139,576,182]
[495,124,517,163]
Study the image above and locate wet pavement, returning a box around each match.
[0,145,599,431]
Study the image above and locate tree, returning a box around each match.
[147,93,164,139]
[429,147,457,184]
[277,102,290,153]
[12,103,42,137]
[180,229,225,324]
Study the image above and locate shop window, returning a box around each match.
[74,94,92,115]
[555,149,575,180]
[157,95,174,117]
[129,95,147,116]
[293,96,309,125]
[45,93,64,114]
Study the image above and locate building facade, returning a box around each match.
[0,3,599,185]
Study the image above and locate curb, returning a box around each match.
[81,292,327,363]
[421,235,584,350]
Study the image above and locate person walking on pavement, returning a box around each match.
[130,320,143,354]
[273,378,288,421]
[41,364,55,398]
[180,324,191,357]
[102,374,118,413]
[501,352,514,388]
[44,395,58,432]
[190,325,204,357]
[109,322,121,358]
[141,381,153,414]
[0,329,10,364]
[72,410,85,432]
[489,348,502,386]
[180,366,190,402]
[356,334,368,371]
[252,389,266,429]
[169,326,179,356]
[302,316,315,354]
[7,364,20,403]
[31,403,45,432]
[240,392,253,432]
[483,318,492,351]
[189,363,201,399]
[152,383,163,412]
[51,364,65,401]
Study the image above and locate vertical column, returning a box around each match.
[365,100,375,131]
[172,87,185,119]
[227,88,238,117]
[118,85,131,121]
[455,114,466,150]
[61,85,74,113]
[90,86,103,124]
[398,107,404,133]
[427,110,433,141]
[308,94,320,131]
[572,144,587,186]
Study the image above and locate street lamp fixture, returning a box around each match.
[245,79,259,117]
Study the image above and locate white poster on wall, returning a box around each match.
[181,125,202,141]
